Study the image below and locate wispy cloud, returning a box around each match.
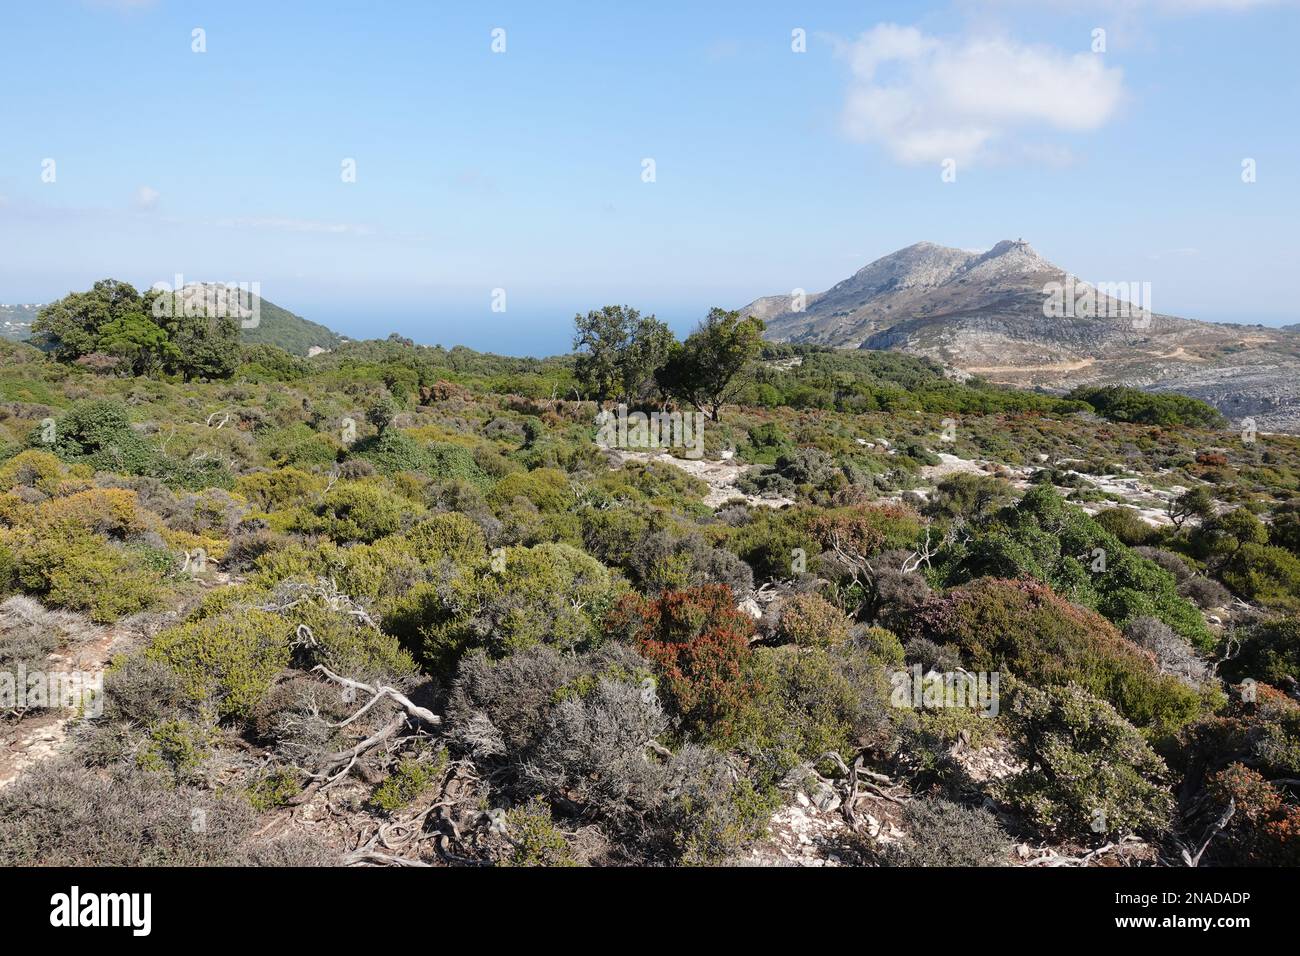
[832,24,1125,166]
[133,185,161,210]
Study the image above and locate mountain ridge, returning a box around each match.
[741,240,1300,430]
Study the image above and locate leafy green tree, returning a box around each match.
[1193,507,1269,563]
[572,305,675,403]
[657,308,765,419]
[1168,485,1215,529]
[97,313,169,375]
[32,280,239,381]
[159,311,241,381]
[32,279,146,362]
[366,397,399,435]
[926,473,1016,524]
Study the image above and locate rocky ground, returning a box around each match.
[0,597,133,789]
[616,449,795,508]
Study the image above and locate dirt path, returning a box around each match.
[615,450,794,509]
[0,599,132,789]
[965,357,1096,375]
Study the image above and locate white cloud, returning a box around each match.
[133,185,161,209]
[835,24,1125,165]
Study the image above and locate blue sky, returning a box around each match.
[1,0,1298,354]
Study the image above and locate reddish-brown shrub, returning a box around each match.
[1206,763,1300,865]
[604,584,757,740]
[806,503,922,561]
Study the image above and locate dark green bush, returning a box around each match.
[999,682,1175,841]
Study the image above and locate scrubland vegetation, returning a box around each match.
[2,286,1299,867]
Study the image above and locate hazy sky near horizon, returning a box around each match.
[1,0,1298,354]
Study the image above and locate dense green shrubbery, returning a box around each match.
[35,399,231,489]
[306,482,418,543]
[1219,616,1300,686]
[1067,385,1226,428]
[146,608,291,719]
[3,306,1294,868]
[1000,682,1175,840]
[391,541,619,674]
[905,577,1208,733]
[939,485,1214,650]
[0,487,169,621]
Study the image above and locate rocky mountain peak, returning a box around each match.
[738,239,1300,430]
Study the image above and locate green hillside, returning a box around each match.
[239,295,343,355]
[4,290,341,356]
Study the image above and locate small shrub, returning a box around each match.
[310,482,415,543]
[999,682,1175,841]
[1203,763,1300,865]
[1220,616,1300,686]
[876,799,1012,867]
[605,585,758,741]
[393,542,618,674]
[146,608,291,720]
[777,592,851,647]
[905,577,1205,733]
[0,762,253,866]
[136,718,213,782]
[370,752,446,813]
[500,797,578,867]
[246,767,303,811]
[1094,507,1159,546]
[520,676,674,826]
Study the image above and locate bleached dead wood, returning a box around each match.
[311,664,440,728]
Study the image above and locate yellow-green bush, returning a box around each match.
[38,487,148,538]
[6,528,165,621]
[306,481,420,543]
[369,751,446,812]
[234,467,325,511]
[501,797,577,866]
[488,467,575,513]
[136,718,213,781]
[146,608,291,719]
[778,592,851,647]
[390,542,621,673]
[0,449,66,495]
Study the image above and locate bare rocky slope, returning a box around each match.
[743,240,1300,431]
